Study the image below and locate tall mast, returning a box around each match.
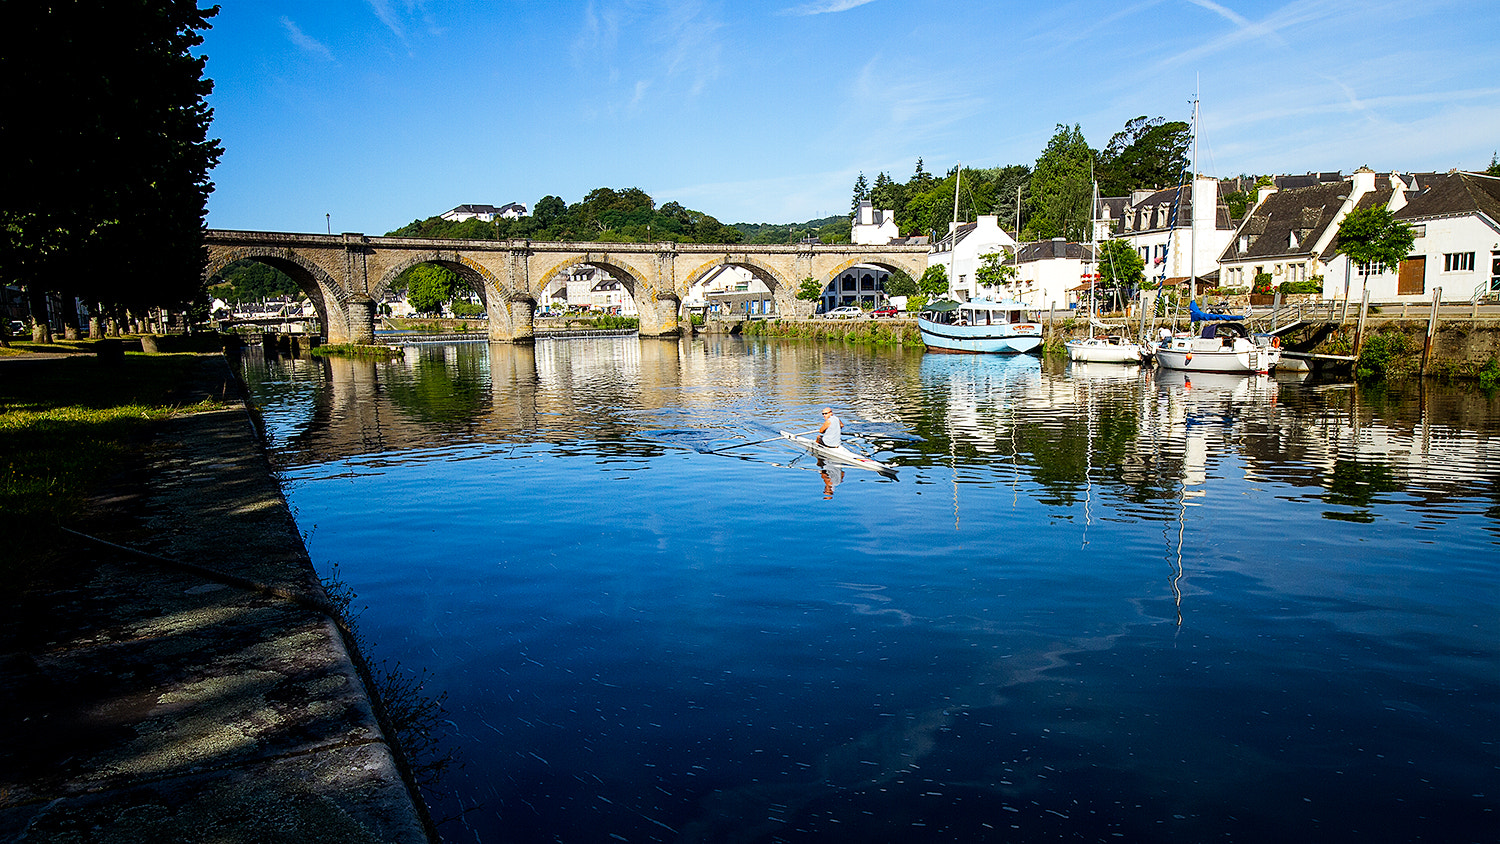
[1187,83,1199,309]
[950,163,961,298]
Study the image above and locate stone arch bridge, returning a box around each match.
[204,230,930,345]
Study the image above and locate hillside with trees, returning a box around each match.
[387,188,743,244]
[850,114,1193,244]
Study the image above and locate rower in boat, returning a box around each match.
[816,407,842,448]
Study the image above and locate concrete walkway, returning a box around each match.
[0,356,435,842]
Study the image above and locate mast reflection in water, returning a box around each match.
[239,336,1500,843]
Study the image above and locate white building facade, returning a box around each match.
[928,215,1018,301]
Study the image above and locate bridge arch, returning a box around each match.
[530,251,680,336]
[204,248,355,343]
[682,255,792,295]
[824,254,927,280]
[371,251,509,304]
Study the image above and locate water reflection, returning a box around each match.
[240,337,1500,523]
[238,337,1500,843]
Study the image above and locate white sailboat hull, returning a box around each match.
[1154,337,1279,374]
[1066,336,1143,363]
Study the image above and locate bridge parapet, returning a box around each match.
[204,230,930,344]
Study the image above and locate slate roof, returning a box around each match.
[1114,183,1234,235]
[1010,240,1094,264]
[1220,180,1351,263]
[1394,171,1500,226]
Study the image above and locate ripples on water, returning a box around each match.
[239,337,1499,843]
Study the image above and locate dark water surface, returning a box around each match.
[239,336,1499,843]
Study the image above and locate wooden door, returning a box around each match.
[1398,256,1425,296]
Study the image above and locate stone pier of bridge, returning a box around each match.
[204,231,930,346]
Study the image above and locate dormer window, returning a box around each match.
[1289,230,1299,250]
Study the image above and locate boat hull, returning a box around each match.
[779,432,897,478]
[1154,338,1279,374]
[1066,337,1143,363]
[917,317,1043,354]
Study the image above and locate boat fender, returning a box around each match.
[1185,352,1193,363]
[1271,335,1281,348]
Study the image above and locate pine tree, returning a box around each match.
[851,172,870,215]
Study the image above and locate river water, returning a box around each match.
[238,336,1498,844]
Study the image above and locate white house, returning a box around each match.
[996,238,1094,312]
[852,201,900,245]
[928,215,1018,301]
[441,203,528,223]
[1383,171,1500,302]
[560,265,638,315]
[1110,176,1236,288]
[1218,168,1416,302]
[820,265,890,312]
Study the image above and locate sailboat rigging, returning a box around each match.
[1152,90,1282,375]
[1066,180,1145,363]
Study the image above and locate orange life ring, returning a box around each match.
[1271,336,1281,348]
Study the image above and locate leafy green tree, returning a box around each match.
[210,260,301,303]
[918,265,949,298]
[1028,124,1095,243]
[2,0,222,340]
[1095,240,1144,290]
[534,195,566,226]
[883,268,918,298]
[1096,116,1190,196]
[1333,207,1415,301]
[796,277,824,301]
[1488,152,1500,177]
[402,264,463,315]
[975,252,1017,291]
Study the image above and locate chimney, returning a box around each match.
[1052,237,1066,258]
[1352,167,1376,196]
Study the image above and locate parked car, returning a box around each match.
[871,305,899,318]
[822,306,864,320]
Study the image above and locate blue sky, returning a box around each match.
[202,0,1500,235]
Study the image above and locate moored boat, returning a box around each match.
[917,298,1043,354]
[1154,320,1281,373]
[1066,332,1144,363]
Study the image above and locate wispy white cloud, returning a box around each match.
[366,0,408,43]
[281,17,335,61]
[1185,0,1250,27]
[575,1,726,111]
[782,0,877,16]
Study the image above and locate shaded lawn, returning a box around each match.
[1,353,229,577]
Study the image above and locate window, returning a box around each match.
[1491,251,1500,292]
[1444,252,1475,272]
[1359,261,1386,276]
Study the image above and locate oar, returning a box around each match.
[707,434,792,454]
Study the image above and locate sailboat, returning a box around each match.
[1067,181,1144,364]
[1154,92,1281,375]
[917,163,1044,355]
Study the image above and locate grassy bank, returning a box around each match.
[1,353,228,573]
[311,343,403,359]
[743,318,920,346]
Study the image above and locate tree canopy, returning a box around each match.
[388,189,744,245]
[1334,207,1415,279]
[399,264,465,315]
[1096,116,1190,198]
[1095,239,1145,291]
[1,0,222,339]
[1028,124,1095,243]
